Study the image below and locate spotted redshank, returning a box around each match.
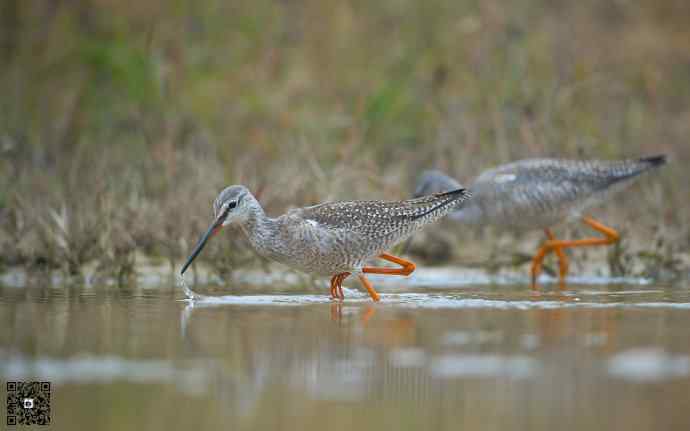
[413,156,667,288]
[181,185,472,301]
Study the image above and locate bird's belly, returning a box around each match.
[257,234,377,277]
[270,253,357,276]
[501,191,610,230]
[484,203,571,231]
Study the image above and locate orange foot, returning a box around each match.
[330,253,417,302]
[359,252,416,302]
[330,272,350,300]
[531,216,620,290]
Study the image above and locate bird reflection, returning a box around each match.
[531,291,618,351]
[179,299,419,412]
[329,303,377,325]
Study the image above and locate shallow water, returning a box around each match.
[2,271,690,430]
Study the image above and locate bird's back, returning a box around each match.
[466,156,666,229]
[298,188,471,239]
[271,189,471,274]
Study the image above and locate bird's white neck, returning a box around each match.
[238,198,284,259]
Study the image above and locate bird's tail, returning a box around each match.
[409,187,472,221]
[619,154,668,181]
[403,173,469,255]
[594,154,667,192]
[638,154,668,169]
[438,187,472,199]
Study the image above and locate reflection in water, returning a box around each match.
[2,280,690,430]
[2,355,210,393]
[182,297,545,407]
[181,300,427,404]
[329,302,377,323]
[431,354,537,378]
[608,349,690,382]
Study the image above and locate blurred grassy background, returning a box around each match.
[1,0,688,278]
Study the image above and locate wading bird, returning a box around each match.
[412,156,667,288]
[181,185,471,301]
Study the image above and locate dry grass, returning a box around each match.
[1,0,688,280]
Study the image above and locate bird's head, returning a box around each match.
[414,170,465,198]
[212,185,253,226]
[180,185,253,275]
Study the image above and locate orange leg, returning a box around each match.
[337,273,349,299]
[356,252,416,302]
[330,273,350,300]
[531,216,620,290]
[530,244,551,290]
[546,216,620,249]
[357,275,381,302]
[362,253,416,276]
[545,228,570,285]
[329,274,338,299]
[531,229,569,289]
[329,253,416,302]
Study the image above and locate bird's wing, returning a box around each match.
[293,190,470,239]
[472,159,595,215]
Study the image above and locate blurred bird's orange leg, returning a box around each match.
[357,275,381,302]
[362,253,416,276]
[530,245,551,290]
[544,216,620,251]
[533,219,618,289]
[538,217,619,288]
[545,229,570,286]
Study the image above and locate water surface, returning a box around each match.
[1,271,690,430]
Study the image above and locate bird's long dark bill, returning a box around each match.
[180,219,222,275]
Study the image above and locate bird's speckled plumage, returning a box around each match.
[211,185,471,276]
[415,156,666,230]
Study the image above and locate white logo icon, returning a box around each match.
[23,398,34,409]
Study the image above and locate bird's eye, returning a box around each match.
[228,201,237,209]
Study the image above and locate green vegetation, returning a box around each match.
[1,0,688,280]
